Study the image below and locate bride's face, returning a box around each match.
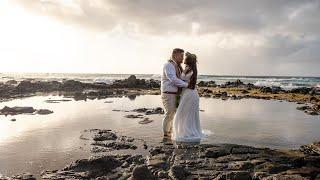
[183,58,188,65]
[183,61,189,69]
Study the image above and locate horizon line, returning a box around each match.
[1,71,319,78]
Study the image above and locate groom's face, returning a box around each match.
[174,52,184,64]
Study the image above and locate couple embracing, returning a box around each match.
[161,48,210,142]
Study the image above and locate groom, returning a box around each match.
[161,48,189,137]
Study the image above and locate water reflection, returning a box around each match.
[162,136,202,146]
[0,94,319,177]
[173,141,201,147]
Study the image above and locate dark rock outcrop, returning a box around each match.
[300,142,320,156]
[198,81,217,87]
[220,79,245,88]
[0,106,35,115]
[79,129,145,153]
[36,109,53,115]
[168,165,190,180]
[0,106,53,116]
[297,104,320,116]
[260,86,283,93]
[5,80,18,85]
[132,165,155,180]
[8,129,320,179]
[0,173,36,180]
[138,118,153,124]
[290,87,314,94]
[111,75,160,89]
[16,80,62,93]
[132,107,164,115]
[42,155,123,179]
[60,80,85,91]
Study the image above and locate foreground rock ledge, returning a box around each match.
[3,129,319,180]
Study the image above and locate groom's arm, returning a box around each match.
[164,63,188,88]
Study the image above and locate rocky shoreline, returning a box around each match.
[1,129,319,180]
[1,76,320,179]
[0,75,319,115]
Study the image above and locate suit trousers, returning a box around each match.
[161,93,177,135]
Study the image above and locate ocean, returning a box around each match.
[1,72,319,90]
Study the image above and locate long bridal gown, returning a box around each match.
[172,70,210,142]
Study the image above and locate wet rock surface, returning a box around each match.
[79,129,145,153]
[138,117,154,124]
[132,107,164,115]
[0,106,35,115]
[113,107,164,124]
[5,129,319,179]
[300,142,320,156]
[44,99,72,103]
[219,79,247,88]
[36,109,54,115]
[115,107,164,115]
[0,76,158,102]
[297,104,320,116]
[110,75,160,89]
[196,80,320,116]
[0,173,36,180]
[0,106,53,116]
[41,155,124,179]
[259,86,284,94]
[289,87,318,95]
[125,114,144,119]
[198,80,217,87]
[147,142,320,179]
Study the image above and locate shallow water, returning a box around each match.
[0,95,319,177]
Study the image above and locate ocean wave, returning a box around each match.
[151,74,161,78]
[93,78,115,84]
[254,81,282,87]
[0,73,319,89]
[253,81,304,90]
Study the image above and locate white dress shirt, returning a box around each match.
[161,61,188,93]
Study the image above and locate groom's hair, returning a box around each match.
[172,48,184,55]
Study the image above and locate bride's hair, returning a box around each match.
[185,52,198,89]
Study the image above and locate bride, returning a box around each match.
[172,52,210,142]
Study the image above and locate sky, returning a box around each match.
[0,0,319,76]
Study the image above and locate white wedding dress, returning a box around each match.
[172,70,210,142]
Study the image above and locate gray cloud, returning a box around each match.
[14,0,320,35]
[13,0,117,31]
[12,0,320,76]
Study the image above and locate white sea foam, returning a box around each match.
[93,78,115,84]
[254,81,282,87]
[0,73,319,89]
[151,74,161,79]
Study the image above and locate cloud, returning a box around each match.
[13,0,117,31]
[13,0,320,35]
[11,0,320,76]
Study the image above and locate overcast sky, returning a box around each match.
[0,0,319,76]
